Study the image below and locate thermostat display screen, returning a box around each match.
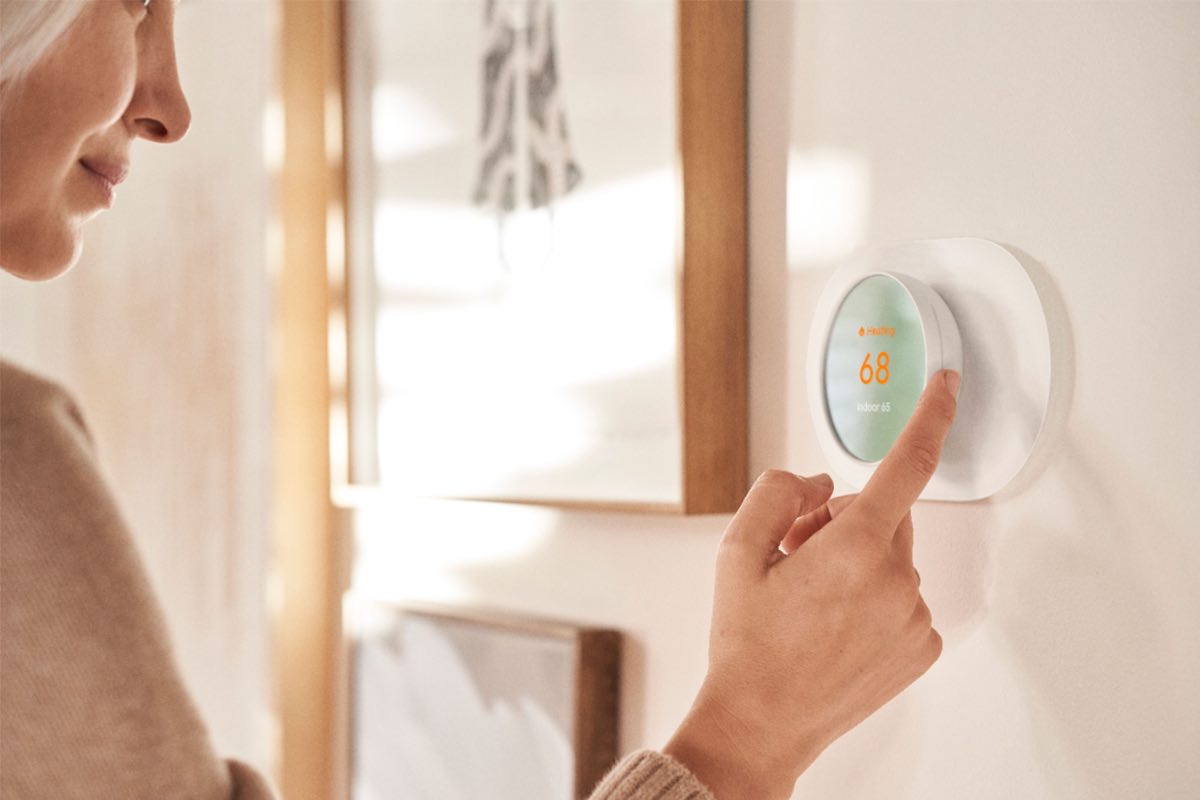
[823,275,926,462]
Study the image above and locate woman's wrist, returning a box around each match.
[662,689,811,800]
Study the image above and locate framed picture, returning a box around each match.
[350,605,622,800]
[340,0,747,512]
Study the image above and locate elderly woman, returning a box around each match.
[0,1,958,798]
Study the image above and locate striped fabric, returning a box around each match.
[588,750,717,800]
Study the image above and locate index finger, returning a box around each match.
[851,370,959,534]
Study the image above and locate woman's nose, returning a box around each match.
[126,37,191,143]
[130,92,190,143]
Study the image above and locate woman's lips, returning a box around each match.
[79,159,129,207]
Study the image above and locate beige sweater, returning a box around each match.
[0,361,713,800]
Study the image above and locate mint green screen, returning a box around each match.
[823,275,925,462]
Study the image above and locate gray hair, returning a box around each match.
[0,0,88,88]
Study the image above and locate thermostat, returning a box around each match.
[823,273,962,463]
[806,238,1061,501]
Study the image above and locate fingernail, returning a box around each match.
[943,370,961,398]
[810,473,834,488]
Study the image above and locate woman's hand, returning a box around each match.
[664,370,960,799]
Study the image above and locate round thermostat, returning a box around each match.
[822,272,962,464]
[806,238,1062,502]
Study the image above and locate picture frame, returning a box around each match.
[350,605,622,799]
[337,0,748,514]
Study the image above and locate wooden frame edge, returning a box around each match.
[574,628,623,797]
[679,0,750,514]
[275,1,346,798]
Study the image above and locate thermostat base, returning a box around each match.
[806,238,1056,501]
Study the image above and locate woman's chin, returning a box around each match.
[0,228,84,282]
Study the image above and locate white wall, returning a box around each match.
[0,0,276,779]
[774,3,1200,797]
[356,2,1200,799]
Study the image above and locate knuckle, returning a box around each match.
[869,563,921,622]
[911,596,933,629]
[900,436,943,478]
[716,536,756,567]
[895,573,922,615]
[828,493,858,518]
[926,629,944,662]
[755,469,802,491]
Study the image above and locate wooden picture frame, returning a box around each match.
[350,605,622,799]
[275,2,745,798]
[337,0,748,514]
[676,1,748,514]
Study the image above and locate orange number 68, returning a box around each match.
[859,352,891,385]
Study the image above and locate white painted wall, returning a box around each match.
[357,2,1200,799]
[773,3,1200,797]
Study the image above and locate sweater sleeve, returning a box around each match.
[227,760,277,799]
[0,361,276,800]
[588,750,717,800]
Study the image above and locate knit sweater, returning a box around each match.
[0,361,714,800]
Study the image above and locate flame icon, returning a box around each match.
[858,326,865,336]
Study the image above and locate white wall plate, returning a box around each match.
[806,238,1056,501]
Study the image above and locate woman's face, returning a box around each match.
[0,0,190,280]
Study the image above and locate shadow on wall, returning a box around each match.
[912,249,1198,796]
[984,250,1200,796]
[993,430,1200,798]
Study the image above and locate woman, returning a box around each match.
[0,2,957,798]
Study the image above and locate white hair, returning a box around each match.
[0,0,88,87]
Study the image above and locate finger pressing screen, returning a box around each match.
[851,370,959,534]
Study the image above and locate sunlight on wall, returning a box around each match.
[348,498,560,622]
[262,97,284,172]
[263,98,284,284]
[786,147,871,268]
[372,84,459,162]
